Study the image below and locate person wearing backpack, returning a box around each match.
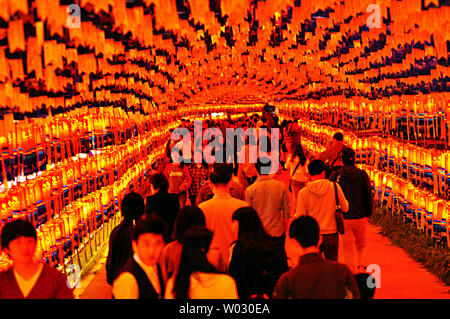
[318,132,345,179]
[330,147,373,273]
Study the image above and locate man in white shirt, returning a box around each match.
[113,218,167,299]
[245,157,291,247]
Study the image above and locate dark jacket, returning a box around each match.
[146,191,180,239]
[273,253,361,299]
[115,257,165,299]
[330,165,373,219]
[229,238,288,299]
[106,221,134,285]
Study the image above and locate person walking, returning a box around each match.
[107,192,146,286]
[159,206,209,280]
[245,157,290,248]
[198,164,248,271]
[164,159,192,210]
[146,173,180,240]
[228,207,288,299]
[330,147,373,272]
[187,158,210,206]
[285,143,309,213]
[112,217,168,299]
[165,226,238,299]
[273,216,360,299]
[295,159,349,261]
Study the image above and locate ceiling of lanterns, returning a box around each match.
[0,0,448,114]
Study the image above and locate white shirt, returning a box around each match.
[112,254,161,299]
[13,263,44,298]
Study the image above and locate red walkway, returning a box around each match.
[76,170,449,299]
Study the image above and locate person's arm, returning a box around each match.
[112,272,139,299]
[105,232,115,286]
[285,154,292,170]
[282,186,291,232]
[183,166,192,189]
[362,171,374,218]
[345,268,361,299]
[336,183,349,213]
[164,278,175,299]
[163,164,170,180]
[295,190,306,219]
[244,188,252,207]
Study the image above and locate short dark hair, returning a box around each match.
[333,132,344,141]
[308,159,326,176]
[132,216,168,243]
[1,219,37,250]
[289,216,320,248]
[210,163,233,185]
[255,156,272,175]
[341,147,356,166]
[173,206,206,243]
[121,192,145,221]
[149,173,169,192]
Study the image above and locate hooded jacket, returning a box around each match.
[330,166,373,219]
[296,179,349,234]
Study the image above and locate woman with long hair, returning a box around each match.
[159,206,206,280]
[285,143,309,213]
[165,226,238,299]
[228,207,288,299]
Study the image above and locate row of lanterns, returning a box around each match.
[278,93,449,144]
[296,118,449,246]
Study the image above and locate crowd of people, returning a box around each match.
[0,114,376,299]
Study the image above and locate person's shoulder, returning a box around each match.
[276,267,295,283]
[272,178,287,187]
[297,185,309,196]
[215,273,237,284]
[230,179,243,188]
[0,267,13,280]
[197,199,211,209]
[163,241,182,254]
[41,263,67,280]
[230,197,249,207]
